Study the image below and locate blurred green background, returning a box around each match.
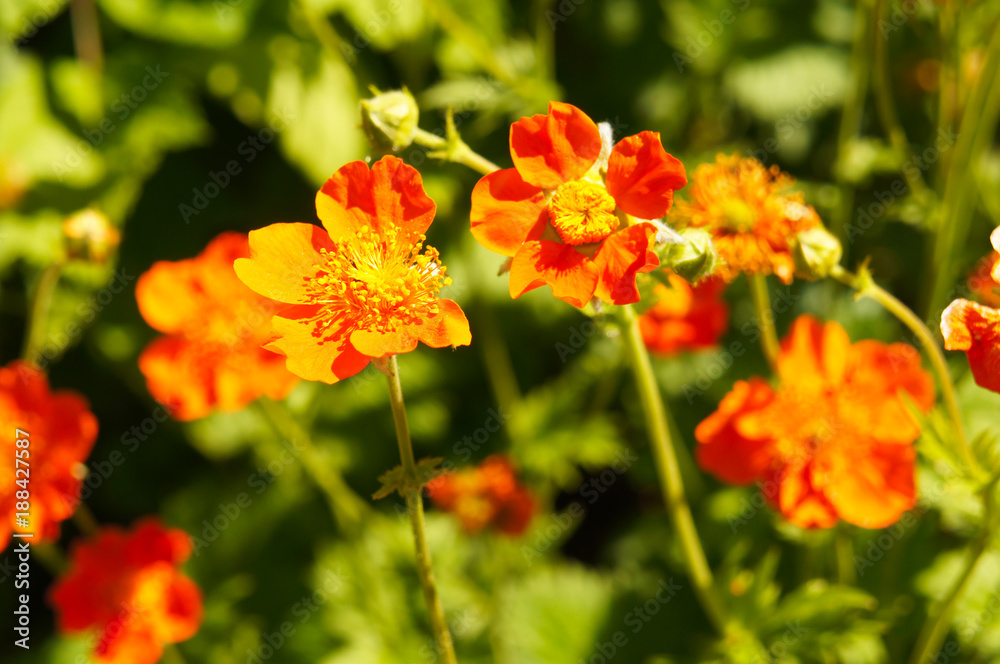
[4,0,1000,662]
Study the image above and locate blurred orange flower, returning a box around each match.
[426,456,535,535]
[639,273,729,355]
[136,232,299,421]
[49,518,203,664]
[696,315,934,529]
[470,101,687,308]
[235,156,471,384]
[673,154,821,284]
[942,226,1000,394]
[1,361,97,546]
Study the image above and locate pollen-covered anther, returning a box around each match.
[312,227,450,334]
[547,179,620,245]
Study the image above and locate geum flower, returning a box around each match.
[426,455,535,535]
[235,156,470,383]
[470,101,687,308]
[672,154,822,284]
[639,271,729,356]
[49,518,203,664]
[942,226,1000,393]
[136,232,299,421]
[1,361,97,547]
[695,315,934,529]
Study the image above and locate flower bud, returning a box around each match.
[63,208,120,264]
[360,89,419,152]
[659,227,720,283]
[792,227,843,279]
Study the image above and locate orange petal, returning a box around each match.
[470,168,548,257]
[316,156,435,243]
[778,463,839,528]
[509,240,599,308]
[138,337,215,421]
[509,101,601,189]
[135,260,201,335]
[695,378,776,484]
[776,315,826,385]
[592,223,659,304]
[266,305,372,384]
[606,131,687,219]
[415,298,472,348]
[941,298,1000,393]
[234,223,333,304]
[824,443,915,529]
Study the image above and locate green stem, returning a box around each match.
[835,530,856,585]
[749,274,780,374]
[384,356,458,664]
[929,21,1000,314]
[257,398,368,534]
[473,299,522,412]
[22,262,64,367]
[832,266,980,479]
[908,493,993,664]
[620,304,728,634]
[72,502,100,536]
[935,4,957,185]
[70,0,103,74]
[872,0,927,196]
[413,127,501,176]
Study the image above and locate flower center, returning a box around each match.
[547,180,619,246]
[719,198,757,233]
[310,226,450,334]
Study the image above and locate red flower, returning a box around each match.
[942,227,1000,393]
[1,361,97,546]
[639,272,729,355]
[49,518,203,664]
[470,102,687,308]
[696,316,934,529]
[136,232,299,420]
[426,456,535,535]
[235,156,471,384]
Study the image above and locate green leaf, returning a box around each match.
[97,0,258,47]
[373,457,444,499]
[494,566,614,664]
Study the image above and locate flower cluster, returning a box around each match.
[49,518,203,664]
[672,154,823,284]
[470,101,687,308]
[426,456,535,535]
[136,232,299,421]
[1,361,97,546]
[696,315,934,529]
[942,226,1000,394]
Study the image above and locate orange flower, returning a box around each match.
[1,361,97,546]
[426,456,535,535]
[49,518,203,664]
[639,272,729,355]
[942,226,1000,394]
[234,156,471,383]
[470,101,687,308]
[695,315,934,529]
[136,232,299,421]
[673,154,822,284]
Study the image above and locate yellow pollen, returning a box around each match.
[719,198,757,233]
[547,180,619,245]
[306,225,450,336]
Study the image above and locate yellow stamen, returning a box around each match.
[718,198,757,233]
[307,226,449,335]
[547,180,619,245]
